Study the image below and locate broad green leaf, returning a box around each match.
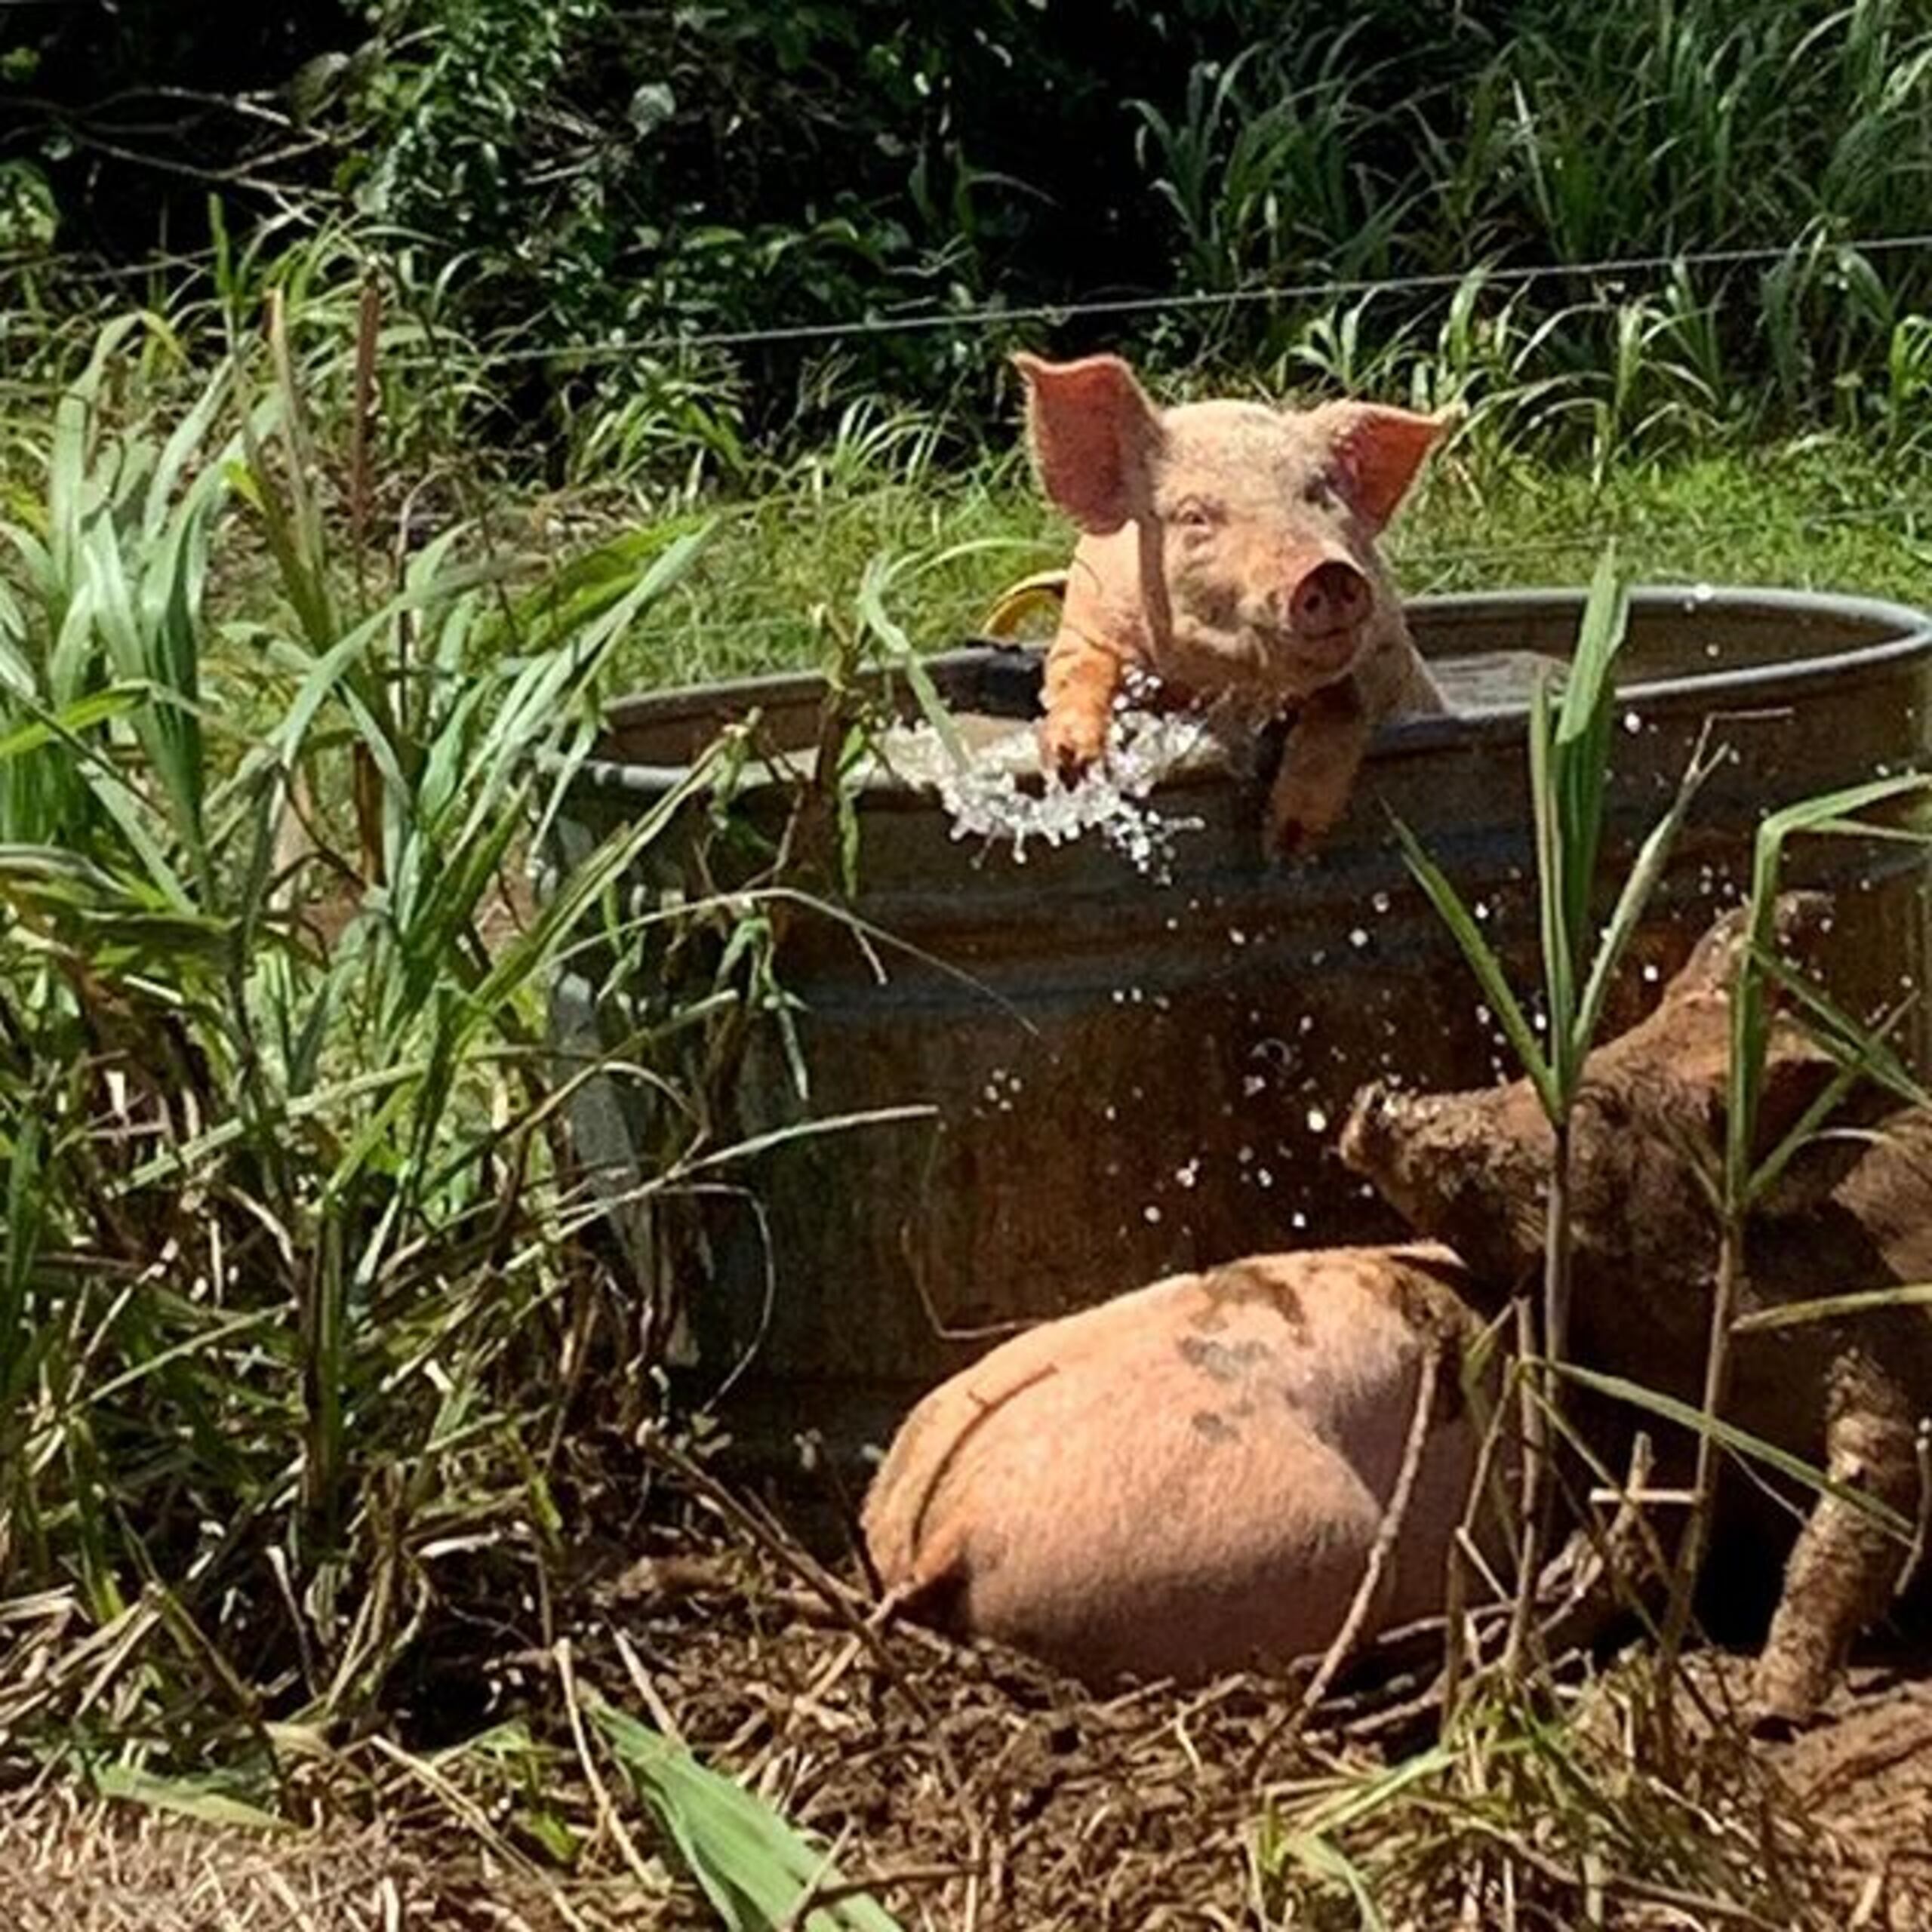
[593,1703,905,1931]
[92,1762,285,1832]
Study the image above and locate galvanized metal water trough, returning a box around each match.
[552,587,1932,1467]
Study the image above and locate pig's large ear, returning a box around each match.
[1012,352,1160,535]
[1309,402,1453,531]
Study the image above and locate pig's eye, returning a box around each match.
[1301,475,1336,507]
[1168,497,1219,531]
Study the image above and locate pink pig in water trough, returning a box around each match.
[1012,351,1454,856]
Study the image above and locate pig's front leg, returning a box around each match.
[1266,678,1371,860]
[1750,1357,1921,1731]
[1039,627,1125,780]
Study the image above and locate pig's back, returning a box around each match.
[863,1244,1488,1682]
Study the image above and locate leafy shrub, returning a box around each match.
[11,1,1932,466]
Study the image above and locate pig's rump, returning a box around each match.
[863,1244,1489,1685]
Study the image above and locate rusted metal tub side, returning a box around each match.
[552,588,1932,1461]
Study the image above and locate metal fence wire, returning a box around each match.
[6,230,1932,365]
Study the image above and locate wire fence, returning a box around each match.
[394,233,1932,365]
[6,229,1932,370]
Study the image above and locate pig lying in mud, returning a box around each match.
[1342,896,1932,1727]
[863,1244,1497,1685]
[1013,350,1451,857]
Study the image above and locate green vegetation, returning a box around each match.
[5,0,1932,1923]
[10,2,1932,460]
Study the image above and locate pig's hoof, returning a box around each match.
[1265,816,1324,866]
[1746,1656,1831,1737]
[1038,718,1105,783]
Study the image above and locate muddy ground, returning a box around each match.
[5,1487,1931,1932]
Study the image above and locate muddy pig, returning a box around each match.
[1341,896,1932,1726]
[1013,350,1451,857]
[863,1243,1502,1686]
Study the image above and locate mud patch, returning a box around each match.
[1769,1663,1932,1893]
[11,1519,1930,1932]
[1176,1333,1272,1382]
[1189,1409,1240,1443]
[1189,1259,1311,1340]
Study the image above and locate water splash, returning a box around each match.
[875,710,1211,880]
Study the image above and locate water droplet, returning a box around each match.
[1175,1159,1200,1189]
[1641,962,1660,984]
[1349,927,1369,949]
[1229,928,1248,947]
[1623,711,1641,734]
[1291,1211,1308,1231]
[1306,1106,1329,1134]
[1371,891,1391,915]
[1143,1204,1163,1224]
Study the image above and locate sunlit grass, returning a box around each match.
[593,436,1932,695]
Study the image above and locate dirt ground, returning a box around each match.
[6,1503,1931,1932]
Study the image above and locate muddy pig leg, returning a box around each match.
[1267,679,1370,858]
[1752,1350,1921,1730]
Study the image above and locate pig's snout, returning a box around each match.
[1288,558,1371,639]
[1341,1081,1469,1252]
[1340,1080,1409,1180]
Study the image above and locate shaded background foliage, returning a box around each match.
[8,0,1932,448]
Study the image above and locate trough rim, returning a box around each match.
[573,583,1932,801]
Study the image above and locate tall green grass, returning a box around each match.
[0,299,731,1768]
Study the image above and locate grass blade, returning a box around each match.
[1395,816,1558,1115]
[1558,1362,1912,1537]
[592,1702,906,1931]
[1732,1284,1932,1333]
